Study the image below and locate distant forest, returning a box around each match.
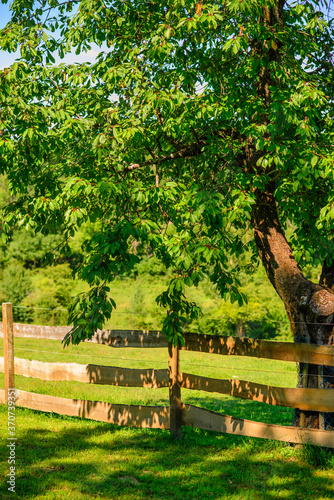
[0,175,315,340]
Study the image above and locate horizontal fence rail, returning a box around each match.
[182,332,334,366]
[0,323,169,347]
[1,323,334,365]
[1,357,333,413]
[0,357,169,388]
[182,405,334,448]
[0,389,169,429]
[181,373,334,413]
[1,311,334,448]
[1,388,333,448]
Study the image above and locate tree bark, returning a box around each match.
[245,1,334,430]
[320,259,334,292]
[250,183,334,429]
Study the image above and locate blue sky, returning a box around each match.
[0,2,18,68]
[0,1,11,25]
[0,1,104,68]
[0,1,333,69]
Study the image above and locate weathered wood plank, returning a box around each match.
[0,357,169,388]
[1,323,334,365]
[0,323,168,347]
[0,389,170,429]
[181,373,334,412]
[182,332,334,366]
[91,329,168,348]
[182,404,334,448]
[0,323,70,341]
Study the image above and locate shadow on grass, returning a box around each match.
[182,393,295,426]
[0,408,333,500]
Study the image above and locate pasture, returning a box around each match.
[0,337,334,499]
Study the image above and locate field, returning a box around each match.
[1,337,334,499]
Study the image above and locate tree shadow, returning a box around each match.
[182,392,295,426]
[0,408,333,500]
[180,372,333,412]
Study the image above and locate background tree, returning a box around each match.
[0,0,334,429]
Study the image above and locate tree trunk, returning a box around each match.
[250,184,334,429]
[244,1,334,430]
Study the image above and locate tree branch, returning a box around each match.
[125,128,236,171]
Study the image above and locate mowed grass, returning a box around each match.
[1,407,334,500]
[0,337,297,425]
[0,337,334,499]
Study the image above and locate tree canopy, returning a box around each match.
[0,0,334,359]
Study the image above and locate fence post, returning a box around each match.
[3,303,14,403]
[299,363,308,428]
[168,340,182,439]
[318,365,325,430]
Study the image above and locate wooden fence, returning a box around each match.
[1,302,334,447]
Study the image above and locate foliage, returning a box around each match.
[214,267,290,340]
[134,254,172,280]
[21,263,76,325]
[0,262,76,324]
[0,0,333,344]
[0,262,32,322]
[0,176,288,334]
[5,229,64,268]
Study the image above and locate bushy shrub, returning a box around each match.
[0,263,32,322]
[21,264,76,325]
[186,267,291,341]
[135,255,170,278]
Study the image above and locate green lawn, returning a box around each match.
[1,407,334,500]
[0,337,297,425]
[0,337,333,499]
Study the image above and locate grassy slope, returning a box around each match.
[74,274,223,332]
[71,264,290,341]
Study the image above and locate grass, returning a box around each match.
[0,337,297,425]
[0,337,334,499]
[1,407,334,500]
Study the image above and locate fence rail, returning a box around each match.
[0,322,169,347]
[0,357,169,388]
[182,332,334,366]
[0,388,332,447]
[0,389,170,429]
[2,323,334,365]
[181,372,334,412]
[1,303,334,447]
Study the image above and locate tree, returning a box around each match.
[0,0,334,429]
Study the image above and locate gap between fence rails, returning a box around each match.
[2,321,334,367]
[0,347,301,376]
[1,303,334,446]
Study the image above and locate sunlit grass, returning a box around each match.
[0,337,333,499]
[1,336,296,427]
[0,405,333,500]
